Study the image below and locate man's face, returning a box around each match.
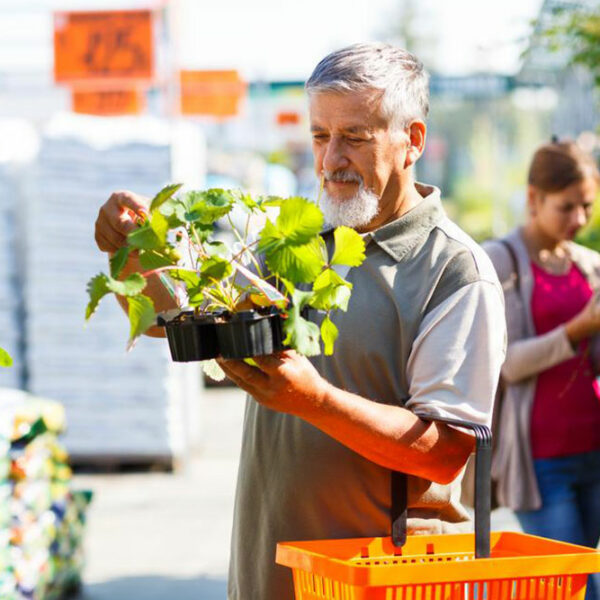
[309,89,409,230]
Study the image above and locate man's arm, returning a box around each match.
[218,280,505,485]
[219,353,474,484]
[94,190,177,338]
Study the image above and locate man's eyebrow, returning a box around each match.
[344,126,371,134]
[310,125,371,134]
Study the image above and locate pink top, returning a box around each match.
[530,261,600,459]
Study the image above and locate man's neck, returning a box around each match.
[358,182,424,233]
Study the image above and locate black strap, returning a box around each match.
[498,239,520,292]
[391,471,407,547]
[390,415,492,559]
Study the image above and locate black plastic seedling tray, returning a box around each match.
[158,308,286,361]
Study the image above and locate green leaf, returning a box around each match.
[261,195,286,207]
[283,289,321,357]
[105,273,147,297]
[183,189,234,224]
[331,226,366,267]
[188,287,205,306]
[205,241,230,259]
[200,256,233,281]
[127,295,156,347]
[127,211,168,250]
[150,183,183,212]
[320,316,339,356]
[160,198,187,227]
[310,268,352,311]
[277,197,323,245]
[257,219,283,255]
[0,347,13,368]
[190,223,214,243]
[169,269,201,288]
[138,247,180,271]
[85,273,111,320]
[265,238,325,284]
[85,272,148,321]
[149,211,169,244]
[233,190,266,214]
[110,247,130,279]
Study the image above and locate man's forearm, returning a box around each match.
[114,254,177,338]
[299,382,475,484]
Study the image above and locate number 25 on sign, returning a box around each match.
[54,10,154,84]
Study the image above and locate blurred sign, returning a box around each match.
[180,70,247,118]
[54,10,154,84]
[276,111,301,126]
[71,88,145,115]
[429,74,514,99]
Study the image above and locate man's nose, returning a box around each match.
[322,138,349,173]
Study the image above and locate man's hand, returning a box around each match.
[95,190,149,254]
[218,351,331,418]
[94,190,173,337]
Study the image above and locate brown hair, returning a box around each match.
[528,140,600,192]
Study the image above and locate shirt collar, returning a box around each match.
[369,183,445,262]
[321,183,445,263]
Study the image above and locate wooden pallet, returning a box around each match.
[69,453,174,473]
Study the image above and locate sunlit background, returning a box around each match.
[0,0,598,598]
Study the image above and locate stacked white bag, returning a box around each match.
[0,166,22,391]
[0,118,37,391]
[21,113,200,466]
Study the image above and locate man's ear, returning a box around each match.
[404,121,426,168]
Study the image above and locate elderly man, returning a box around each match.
[95,43,506,600]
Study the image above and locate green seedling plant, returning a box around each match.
[85,183,366,361]
[0,347,12,368]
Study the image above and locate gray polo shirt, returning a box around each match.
[228,184,506,600]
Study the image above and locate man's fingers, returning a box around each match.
[252,350,299,372]
[217,359,269,389]
[252,353,287,372]
[112,190,150,217]
[95,229,123,253]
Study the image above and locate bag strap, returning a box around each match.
[498,239,520,292]
[391,415,492,558]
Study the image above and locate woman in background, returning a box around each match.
[485,140,600,600]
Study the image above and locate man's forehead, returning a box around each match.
[308,90,387,130]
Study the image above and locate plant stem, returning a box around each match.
[317,173,325,207]
[226,214,264,277]
[140,265,195,278]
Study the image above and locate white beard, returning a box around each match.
[320,185,380,229]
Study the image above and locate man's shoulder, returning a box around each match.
[419,217,502,315]
[430,217,501,287]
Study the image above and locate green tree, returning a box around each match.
[534,5,600,90]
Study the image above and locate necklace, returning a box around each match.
[533,246,572,275]
[522,228,572,275]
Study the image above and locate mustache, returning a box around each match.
[322,169,363,185]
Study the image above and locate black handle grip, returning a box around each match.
[391,414,492,559]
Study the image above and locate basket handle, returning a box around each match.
[391,414,492,559]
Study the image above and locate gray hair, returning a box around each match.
[305,42,429,129]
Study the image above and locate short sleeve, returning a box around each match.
[405,281,506,427]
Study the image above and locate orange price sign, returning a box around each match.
[71,88,145,116]
[180,70,247,118]
[54,10,154,85]
[276,111,301,126]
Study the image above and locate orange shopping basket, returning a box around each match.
[276,415,600,600]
